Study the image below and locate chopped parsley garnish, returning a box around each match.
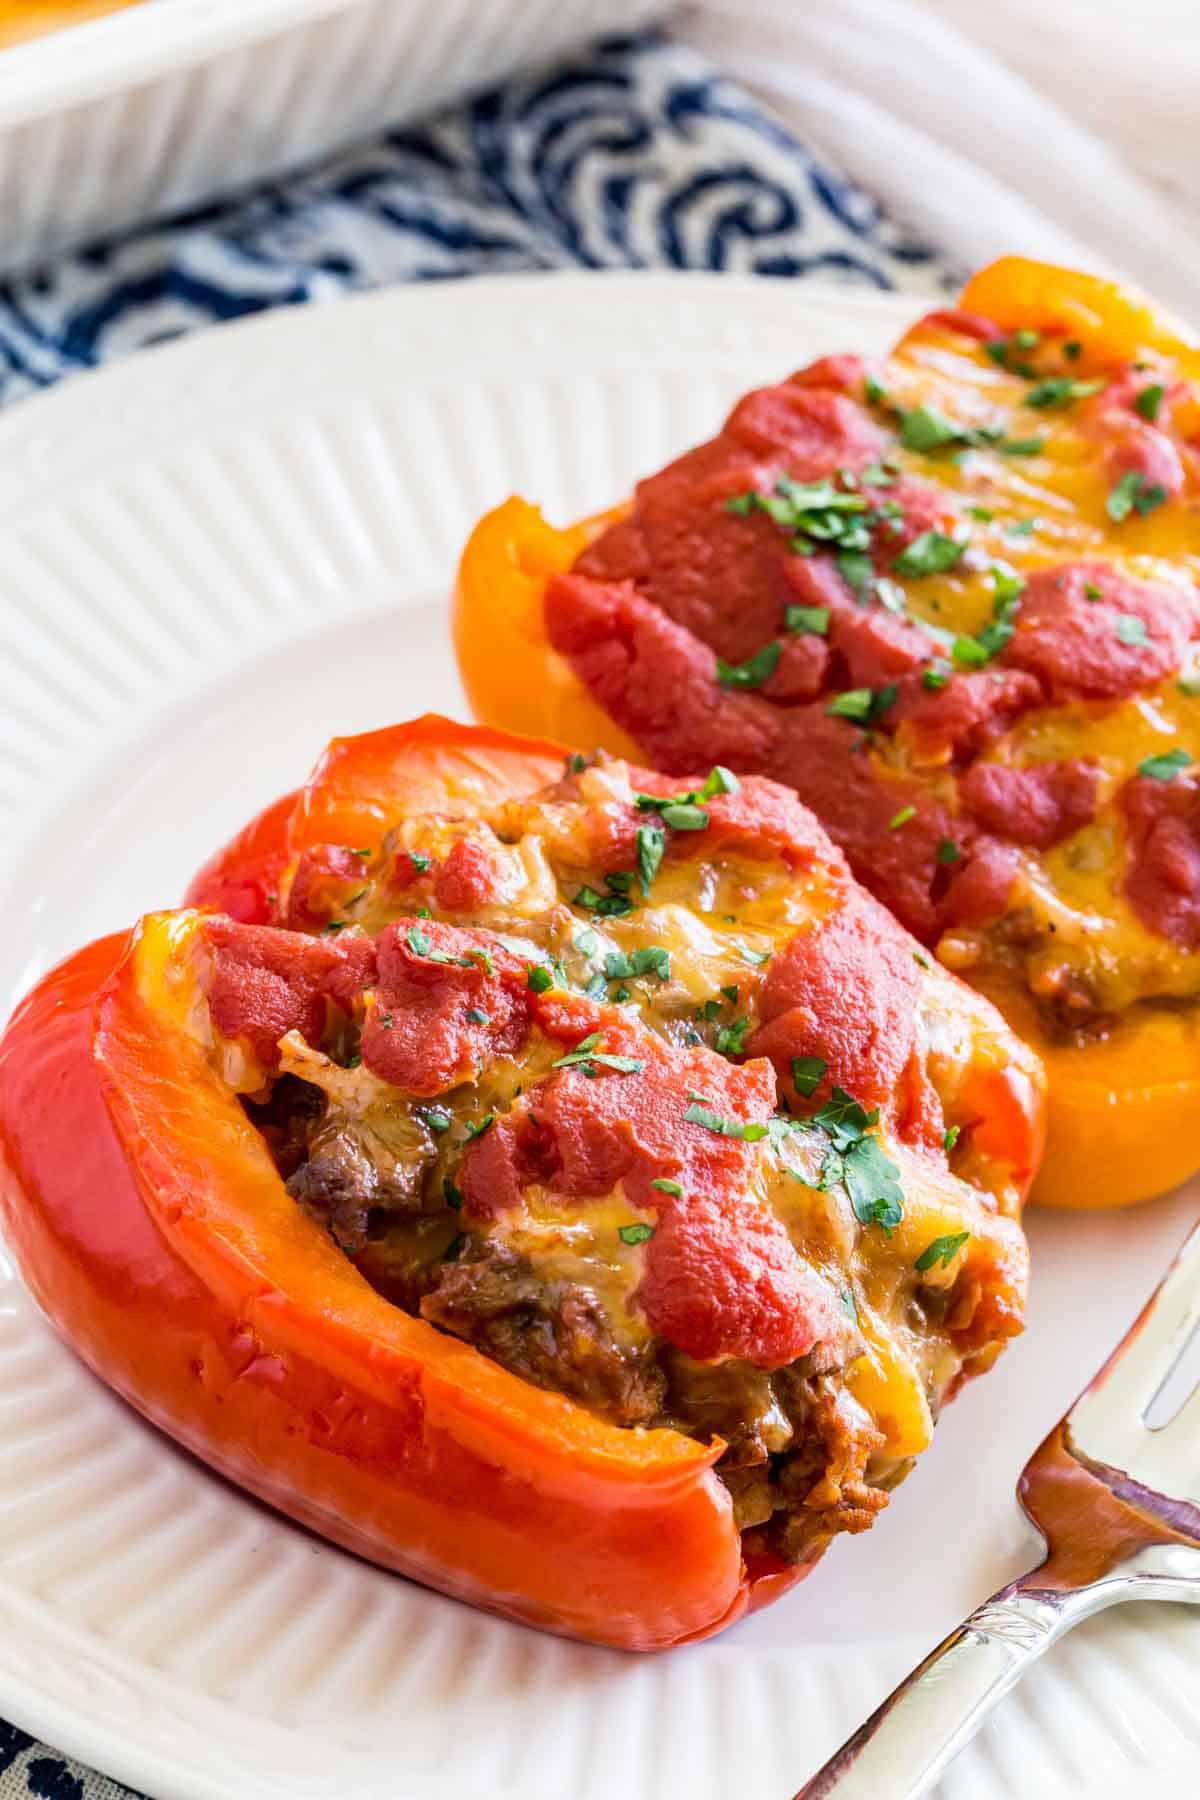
[893,530,967,578]
[897,404,963,453]
[444,1178,464,1211]
[791,1054,828,1097]
[922,661,951,691]
[683,1102,769,1142]
[323,921,349,935]
[834,551,873,603]
[936,839,962,864]
[915,1231,970,1272]
[952,566,1023,666]
[407,926,432,955]
[553,1034,644,1076]
[574,874,636,918]
[721,983,740,1002]
[715,1017,752,1057]
[1138,748,1192,782]
[1063,339,1082,360]
[468,948,494,976]
[1178,674,1200,697]
[408,852,431,873]
[995,437,1046,458]
[527,964,554,994]
[465,1008,489,1025]
[966,504,994,523]
[1116,614,1149,647]
[1024,376,1105,409]
[717,640,781,690]
[1134,383,1165,422]
[604,946,671,982]
[635,824,665,894]
[619,1222,655,1245]
[889,804,916,829]
[659,802,709,831]
[984,332,1039,378]
[696,998,722,1023]
[462,1115,494,1142]
[826,682,898,724]
[944,1124,961,1151]
[650,1178,683,1198]
[565,752,588,775]
[583,973,608,1001]
[1107,470,1167,522]
[913,951,931,970]
[864,374,888,405]
[1007,518,1039,537]
[1083,582,1103,601]
[785,603,831,636]
[420,1106,452,1134]
[807,1085,904,1235]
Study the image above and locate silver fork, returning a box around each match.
[796,1214,1200,1799]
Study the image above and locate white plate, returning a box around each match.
[0,272,1198,1800]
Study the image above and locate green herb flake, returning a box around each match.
[995,437,1046,457]
[966,504,995,522]
[717,640,782,691]
[565,752,588,774]
[915,1230,970,1273]
[1116,614,1150,647]
[1177,674,1200,697]
[408,852,432,873]
[922,661,951,692]
[842,1135,905,1237]
[659,802,709,832]
[1107,470,1167,522]
[1134,383,1165,422]
[1083,582,1103,601]
[444,1178,464,1211]
[462,1114,495,1143]
[1063,339,1082,360]
[619,1222,655,1245]
[465,1008,490,1025]
[785,603,830,637]
[893,530,967,579]
[527,964,554,995]
[1024,376,1104,409]
[421,1106,452,1134]
[943,1124,961,1152]
[407,925,432,956]
[864,374,888,406]
[683,1102,769,1142]
[936,839,962,865]
[604,946,671,982]
[715,1017,752,1057]
[1006,518,1039,538]
[889,804,916,829]
[1138,747,1192,782]
[720,984,740,1003]
[636,824,665,894]
[650,1179,683,1198]
[791,1054,828,1097]
[553,1035,644,1076]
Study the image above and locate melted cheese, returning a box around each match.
[867,319,1200,1016]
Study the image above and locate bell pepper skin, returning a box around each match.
[450,260,1200,1214]
[0,917,808,1651]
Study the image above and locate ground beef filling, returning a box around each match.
[244,1079,891,1562]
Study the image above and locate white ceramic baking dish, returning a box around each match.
[0,0,668,275]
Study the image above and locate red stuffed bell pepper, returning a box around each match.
[0,717,1043,1650]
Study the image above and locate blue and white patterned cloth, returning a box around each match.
[0,27,956,1799]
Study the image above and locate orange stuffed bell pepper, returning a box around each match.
[454,258,1200,1212]
[1,717,1041,1649]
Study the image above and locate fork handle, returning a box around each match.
[795,1584,1071,1799]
